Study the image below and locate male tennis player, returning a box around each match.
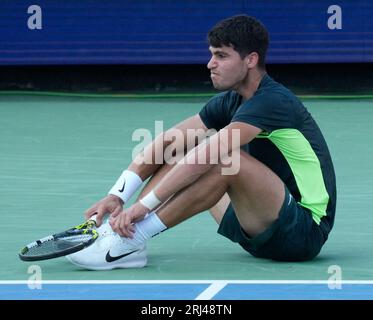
[67,15,336,270]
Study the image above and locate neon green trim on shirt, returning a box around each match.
[257,129,329,224]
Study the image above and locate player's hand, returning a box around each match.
[109,201,149,237]
[84,194,124,226]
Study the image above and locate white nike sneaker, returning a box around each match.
[66,221,147,270]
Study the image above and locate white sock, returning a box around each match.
[124,212,167,247]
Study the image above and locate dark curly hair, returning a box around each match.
[207,15,269,69]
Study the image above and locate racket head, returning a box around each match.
[19,220,98,261]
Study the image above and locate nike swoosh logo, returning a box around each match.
[105,249,139,262]
[118,179,126,192]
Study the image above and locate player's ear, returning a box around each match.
[246,52,259,69]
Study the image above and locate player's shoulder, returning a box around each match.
[207,90,241,106]
[255,75,302,107]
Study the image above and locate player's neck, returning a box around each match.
[238,68,266,101]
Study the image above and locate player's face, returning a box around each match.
[207,45,249,91]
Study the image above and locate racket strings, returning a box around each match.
[24,238,80,256]
[19,219,100,261]
[20,229,97,259]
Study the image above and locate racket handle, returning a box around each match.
[89,213,110,224]
[88,214,98,225]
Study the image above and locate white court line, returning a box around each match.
[1,280,373,284]
[195,281,228,300]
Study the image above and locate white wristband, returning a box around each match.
[108,170,143,203]
[140,190,162,211]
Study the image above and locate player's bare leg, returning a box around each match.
[138,150,285,237]
[137,162,229,225]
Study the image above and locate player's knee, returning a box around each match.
[212,149,242,176]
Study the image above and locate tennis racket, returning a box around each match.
[19,215,99,261]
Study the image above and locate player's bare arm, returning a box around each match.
[111,121,261,237]
[85,114,208,225]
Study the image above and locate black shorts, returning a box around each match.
[217,187,328,261]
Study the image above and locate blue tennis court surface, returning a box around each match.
[1,281,373,300]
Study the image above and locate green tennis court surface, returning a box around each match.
[0,94,372,282]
